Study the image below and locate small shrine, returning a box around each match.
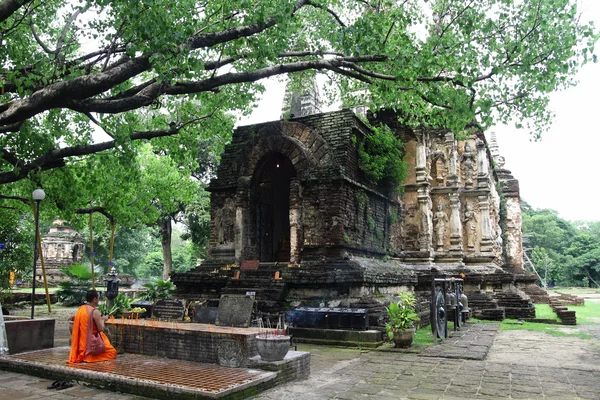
[37,219,85,284]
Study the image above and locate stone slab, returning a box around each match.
[5,318,55,354]
[152,298,186,320]
[194,306,219,324]
[216,294,254,328]
[240,260,260,270]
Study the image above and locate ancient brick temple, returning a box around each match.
[36,219,85,284]
[173,107,536,324]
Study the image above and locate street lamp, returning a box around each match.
[104,265,120,311]
[31,188,45,319]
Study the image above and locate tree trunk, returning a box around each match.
[159,216,173,281]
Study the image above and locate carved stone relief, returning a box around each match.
[463,200,479,250]
[215,197,236,244]
[401,203,420,251]
[461,141,477,188]
[433,202,448,251]
[217,341,244,368]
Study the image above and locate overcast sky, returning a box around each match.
[240,0,600,223]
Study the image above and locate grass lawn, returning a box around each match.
[548,288,599,294]
[569,302,600,325]
[499,319,593,339]
[412,321,456,345]
[10,287,60,293]
[534,304,559,321]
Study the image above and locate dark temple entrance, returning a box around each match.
[254,153,296,262]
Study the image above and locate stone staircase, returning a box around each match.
[521,284,550,304]
[466,291,505,321]
[221,263,288,314]
[492,289,535,319]
[465,289,536,321]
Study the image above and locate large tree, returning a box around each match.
[0,0,596,186]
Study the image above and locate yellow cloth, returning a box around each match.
[68,304,116,363]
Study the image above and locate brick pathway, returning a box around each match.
[251,351,600,400]
[250,323,600,400]
[2,308,600,400]
[419,323,498,360]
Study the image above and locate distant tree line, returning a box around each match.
[522,201,600,288]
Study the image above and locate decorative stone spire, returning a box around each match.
[488,131,506,169]
[281,77,321,119]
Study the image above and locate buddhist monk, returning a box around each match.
[68,289,117,363]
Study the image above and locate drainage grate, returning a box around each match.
[11,347,271,394]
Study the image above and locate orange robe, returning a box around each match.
[68,304,117,363]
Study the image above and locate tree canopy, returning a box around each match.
[0,0,596,187]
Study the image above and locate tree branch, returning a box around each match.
[305,0,346,27]
[0,0,33,24]
[0,193,29,204]
[75,206,114,223]
[56,2,91,58]
[0,148,19,166]
[0,113,216,184]
[0,55,152,125]
[63,56,388,115]
[30,22,55,54]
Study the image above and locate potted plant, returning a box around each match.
[386,292,420,348]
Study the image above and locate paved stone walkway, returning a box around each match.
[419,323,498,360]
[251,350,600,400]
[0,371,150,399]
[3,305,600,400]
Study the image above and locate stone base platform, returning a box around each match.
[289,327,384,347]
[0,347,309,399]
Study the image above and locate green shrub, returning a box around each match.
[358,124,409,191]
[138,280,175,303]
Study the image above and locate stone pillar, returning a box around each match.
[449,192,463,253]
[476,138,489,189]
[499,173,524,270]
[418,187,433,252]
[445,133,458,186]
[235,176,251,262]
[416,135,428,183]
[289,179,302,265]
[478,195,494,253]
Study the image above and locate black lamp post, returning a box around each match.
[104,265,119,311]
[31,188,45,319]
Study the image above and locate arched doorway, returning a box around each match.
[253,153,297,262]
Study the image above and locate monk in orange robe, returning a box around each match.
[68,289,117,363]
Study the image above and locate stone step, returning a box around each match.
[222,286,287,302]
[226,279,287,289]
[241,270,286,279]
[472,308,505,321]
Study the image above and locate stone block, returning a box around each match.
[5,318,55,354]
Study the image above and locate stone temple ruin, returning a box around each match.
[36,219,85,284]
[173,89,537,328]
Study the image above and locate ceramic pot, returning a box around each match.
[392,327,415,348]
[255,335,291,361]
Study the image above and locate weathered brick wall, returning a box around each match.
[340,184,389,254]
[105,324,258,367]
